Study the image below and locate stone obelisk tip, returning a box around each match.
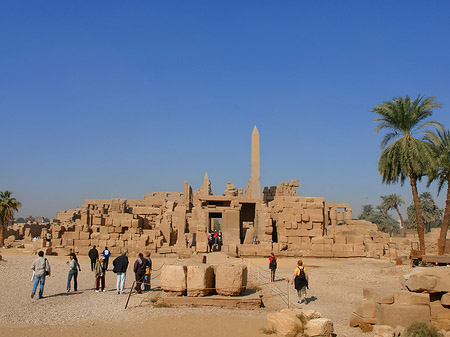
[252,125,259,134]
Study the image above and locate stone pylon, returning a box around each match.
[249,126,261,199]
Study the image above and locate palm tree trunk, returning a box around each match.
[0,223,4,247]
[438,183,450,255]
[393,205,405,228]
[410,173,426,255]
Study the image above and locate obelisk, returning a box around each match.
[250,126,261,199]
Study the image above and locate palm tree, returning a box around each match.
[372,94,442,254]
[380,194,405,228]
[425,128,450,255]
[406,192,442,231]
[0,190,22,247]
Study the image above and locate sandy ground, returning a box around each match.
[0,249,411,337]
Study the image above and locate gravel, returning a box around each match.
[0,251,410,337]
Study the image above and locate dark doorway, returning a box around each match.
[208,212,222,233]
[239,203,256,244]
[272,220,278,243]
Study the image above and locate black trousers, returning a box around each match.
[135,271,146,292]
[90,259,96,271]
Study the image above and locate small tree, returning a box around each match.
[380,194,405,228]
[405,192,442,231]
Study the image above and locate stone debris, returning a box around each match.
[266,309,333,337]
[350,267,450,333]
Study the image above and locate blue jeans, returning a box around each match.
[32,273,45,298]
[144,274,151,291]
[116,272,126,293]
[67,269,78,291]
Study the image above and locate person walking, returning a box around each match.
[31,251,51,299]
[291,260,309,304]
[143,252,153,291]
[88,245,99,272]
[102,247,110,271]
[67,253,81,292]
[133,253,148,293]
[94,256,107,292]
[112,251,129,294]
[268,252,277,282]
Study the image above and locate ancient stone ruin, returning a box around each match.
[5,127,430,257]
[350,267,450,334]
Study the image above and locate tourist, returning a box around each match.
[268,252,277,282]
[291,259,309,304]
[31,251,51,299]
[133,253,148,293]
[143,252,153,291]
[102,247,110,270]
[208,234,214,253]
[45,231,52,242]
[112,251,129,294]
[214,230,218,245]
[94,256,106,292]
[88,245,99,272]
[67,253,81,292]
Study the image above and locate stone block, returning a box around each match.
[441,293,450,305]
[363,288,394,304]
[402,267,450,293]
[373,325,395,337]
[394,290,430,305]
[64,231,80,240]
[215,264,247,296]
[304,318,333,337]
[79,232,90,240]
[430,301,450,331]
[161,265,187,295]
[186,264,214,297]
[376,304,430,327]
[267,311,303,337]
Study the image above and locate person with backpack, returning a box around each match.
[102,247,110,271]
[291,259,309,304]
[268,252,277,282]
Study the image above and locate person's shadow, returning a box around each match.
[44,291,84,298]
[306,295,317,304]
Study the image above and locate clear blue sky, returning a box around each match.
[2,1,450,219]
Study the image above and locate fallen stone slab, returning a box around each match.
[400,267,450,293]
[304,318,333,337]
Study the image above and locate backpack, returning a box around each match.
[269,257,277,269]
[297,267,306,280]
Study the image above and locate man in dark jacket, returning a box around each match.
[112,251,129,294]
[133,252,149,293]
[88,246,99,271]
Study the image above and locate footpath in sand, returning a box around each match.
[0,250,409,337]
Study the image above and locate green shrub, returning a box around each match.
[405,322,443,337]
